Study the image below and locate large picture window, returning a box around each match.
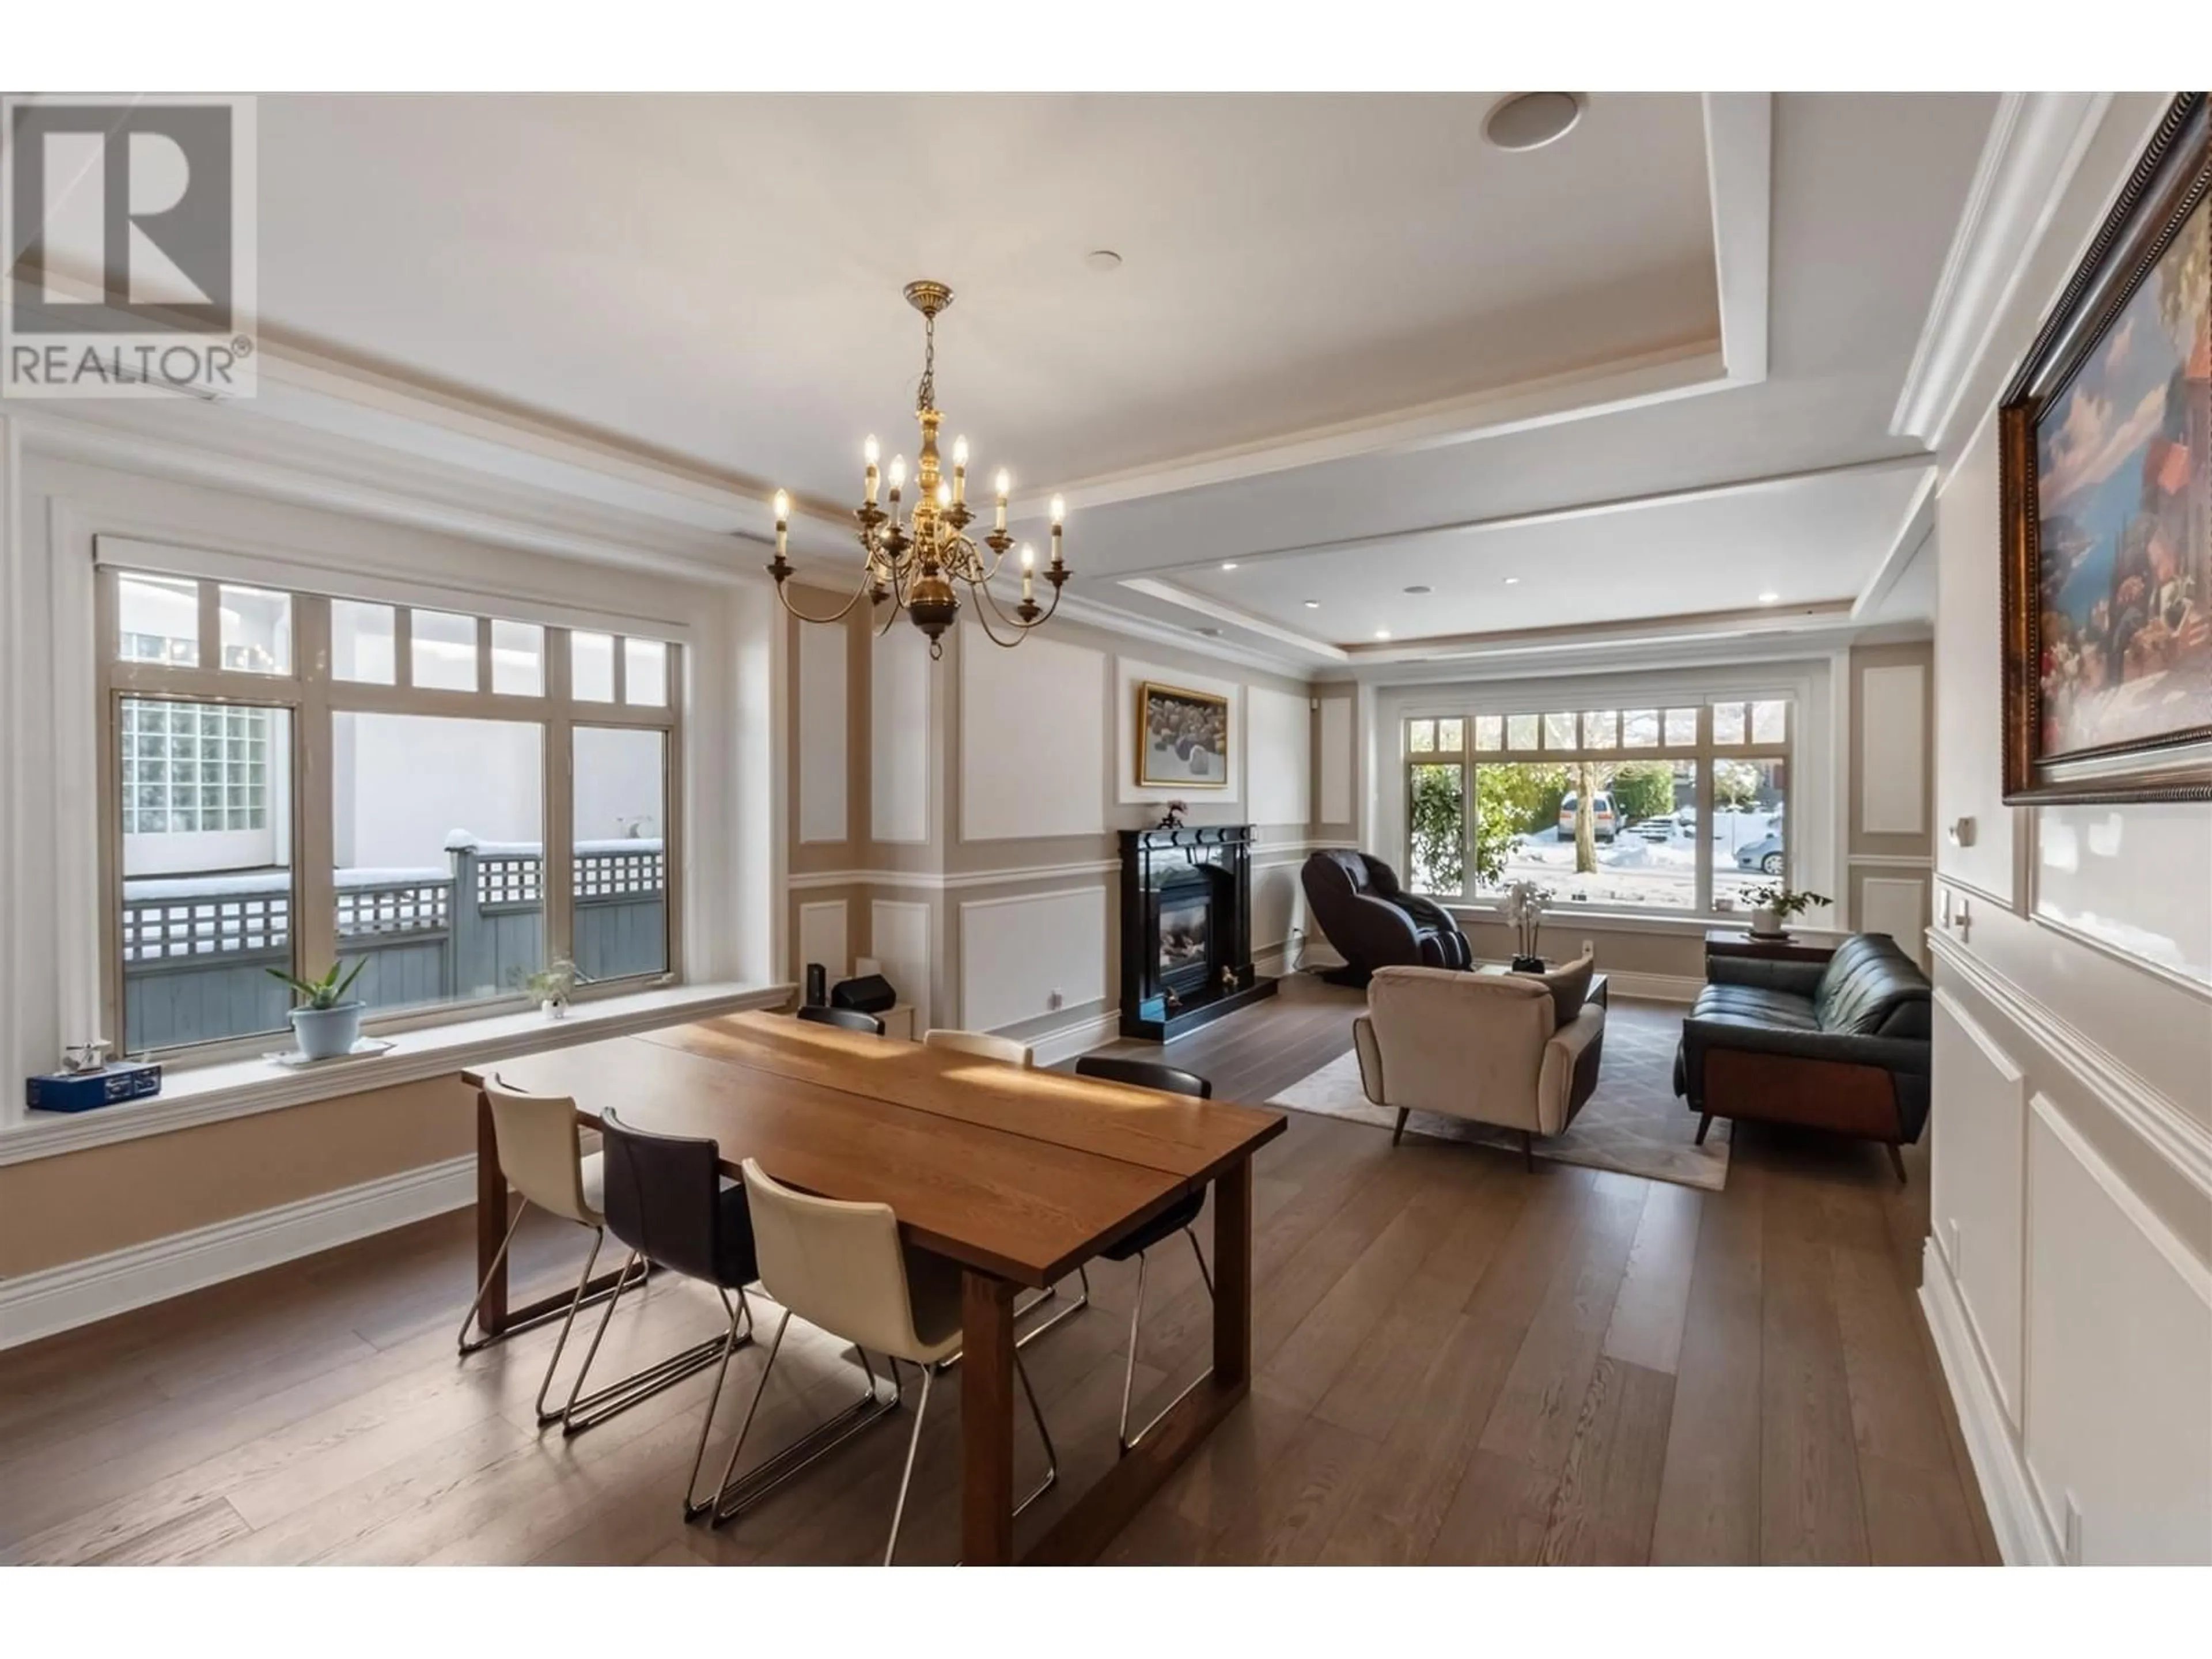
[1402,698,1791,917]
[101,568,683,1057]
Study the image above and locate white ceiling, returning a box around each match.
[252,93,1717,499]
[1158,458,1934,644]
[43,91,2005,666]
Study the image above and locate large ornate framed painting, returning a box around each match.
[1136,681,1231,787]
[2001,93,2211,803]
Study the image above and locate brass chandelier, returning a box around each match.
[767,279,1068,658]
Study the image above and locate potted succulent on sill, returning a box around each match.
[1740,882,1832,940]
[267,960,368,1060]
[522,959,579,1020]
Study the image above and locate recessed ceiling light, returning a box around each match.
[1304,600,1321,609]
[1503,576,1521,586]
[1374,629,1392,641]
[1221,561,1238,571]
[1085,249,1123,273]
[1758,591,1781,604]
[1484,92,1586,153]
[1403,584,1432,595]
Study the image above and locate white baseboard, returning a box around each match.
[1025,1009,1124,1069]
[0,1154,476,1351]
[1919,1237,2061,1565]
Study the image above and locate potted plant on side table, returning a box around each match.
[267,960,369,1060]
[1740,883,1832,941]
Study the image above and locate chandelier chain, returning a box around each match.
[916,311,936,414]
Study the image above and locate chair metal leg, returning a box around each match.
[559,1247,737,1437]
[933,1266,1090,1373]
[1885,1142,1909,1185]
[1392,1108,1410,1147]
[680,1292,752,1517]
[693,1303,786,1522]
[529,1225,605,1423]
[1010,1346,1058,1517]
[455,1199,529,1354]
[884,1362,934,1565]
[1119,1229,1218,1456]
[699,1316,904,1528]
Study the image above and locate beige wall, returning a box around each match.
[1846,637,1937,962]
[782,594,1322,1036]
[0,1076,473,1279]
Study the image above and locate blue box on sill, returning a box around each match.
[26,1062,163,1113]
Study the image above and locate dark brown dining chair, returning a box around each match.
[796,1004,886,1036]
[1071,1056,1216,1452]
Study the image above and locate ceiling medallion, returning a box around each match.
[766,280,1068,658]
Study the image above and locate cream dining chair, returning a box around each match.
[455,1078,724,1430]
[722,1157,1058,1564]
[921,1027,1034,1066]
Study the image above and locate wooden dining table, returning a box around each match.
[462,1011,1286,1564]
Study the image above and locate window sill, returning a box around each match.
[1,980,794,1166]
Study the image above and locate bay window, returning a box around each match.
[1402,694,1795,916]
[100,567,684,1059]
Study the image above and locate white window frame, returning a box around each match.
[1373,662,1836,930]
[98,569,687,1062]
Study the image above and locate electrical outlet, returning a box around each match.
[1580,937,1594,961]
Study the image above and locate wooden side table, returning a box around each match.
[1703,927,1836,966]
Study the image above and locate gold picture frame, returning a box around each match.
[1998,92,2210,804]
[1136,680,1231,789]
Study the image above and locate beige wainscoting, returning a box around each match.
[0,1075,472,1281]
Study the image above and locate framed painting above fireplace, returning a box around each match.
[1137,680,1232,788]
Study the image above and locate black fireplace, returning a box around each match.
[1118,824,1277,1041]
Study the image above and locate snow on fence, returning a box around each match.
[120,834,665,1051]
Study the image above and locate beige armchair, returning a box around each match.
[1352,965,1607,1169]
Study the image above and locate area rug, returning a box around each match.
[1267,1001,1732,1190]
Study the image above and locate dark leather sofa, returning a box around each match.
[1673,933,1931,1180]
[1300,850,1472,981]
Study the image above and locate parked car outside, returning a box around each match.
[1735,828,1785,874]
[1556,791,1618,842]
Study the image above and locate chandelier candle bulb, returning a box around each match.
[772,490,790,559]
[994,469,1010,532]
[1021,541,1035,603]
[952,436,968,505]
[1049,495,1066,566]
[864,435,880,504]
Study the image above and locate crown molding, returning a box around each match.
[1044,338,1729,516]
[1889,92,2113,453]
[14,405,752,585]
[1113,578,1350,665]
[1852,462,1941,620]
[1704,92,1773,386]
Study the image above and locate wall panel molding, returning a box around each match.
[1931,932,2211,1202]
[1920,1238,2062,1565]
[957,885,1109,1036]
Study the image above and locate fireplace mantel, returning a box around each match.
[1117,824,1278,1042]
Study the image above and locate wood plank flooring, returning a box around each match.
[0,976,1997,1566]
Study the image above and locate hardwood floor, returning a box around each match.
[0,977,1997,1566]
